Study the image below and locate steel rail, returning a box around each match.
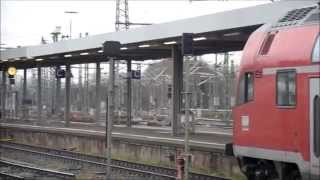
[0,143,176,180]
[0,141,230,180]
[0,172,24,180]
[0,159,76,180]
[0,141,177,176]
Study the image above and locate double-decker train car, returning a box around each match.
[226,3,320,180]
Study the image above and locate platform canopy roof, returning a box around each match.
[0,0,318,69]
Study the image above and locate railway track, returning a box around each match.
[0,159,76,180]
[0,141,229,180]
[0,172,24,180]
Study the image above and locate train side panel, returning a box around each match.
[232,22,320,179]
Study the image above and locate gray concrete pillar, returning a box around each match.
[78,64,83,111]
[95,62,101,123]
[65,64,71,127]
[37,66,42,124]
[171,45,183,136]
[15,91,19,118]
[137,64,142,114]
[1,70,7,120]
[84,64,89,113]
[126,60,132,127]
[22,69,28,119]
[223,52,230,109]
[8,83,12,119]
[55,66,61,117]
[50,71,55,116]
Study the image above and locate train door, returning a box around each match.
[310,77,320,179]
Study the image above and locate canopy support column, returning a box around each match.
[95,62,101,123]
[37,66,42,124]
[171,45,183,136]
[126,60,132,127]
[65,64,71,127]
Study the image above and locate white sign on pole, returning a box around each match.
[214,97,220,106]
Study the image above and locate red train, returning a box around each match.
[226,4,320,180]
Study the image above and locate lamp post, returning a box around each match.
[182,33,194,180]
[64,11,79,39]
[103,41,121,179]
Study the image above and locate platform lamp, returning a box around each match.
[7,66,17,85]
[103,41,121,179]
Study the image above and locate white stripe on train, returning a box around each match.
[263,64,320,75]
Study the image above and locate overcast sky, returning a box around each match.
[1,0,274,81]
[1,0,270,48]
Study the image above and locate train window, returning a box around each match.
[238,76,245,104]
[312,35,319,62]
[276,71,296,106]
[246,73,254,102]
[238,72,254,104]
[260,33,276,55]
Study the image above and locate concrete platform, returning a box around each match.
[0,122,232,152]
[0,122,240,177]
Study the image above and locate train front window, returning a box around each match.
[260,32,276,55]
[277,71,296,106]
[238,72,254,104]
[312,35,319,62]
